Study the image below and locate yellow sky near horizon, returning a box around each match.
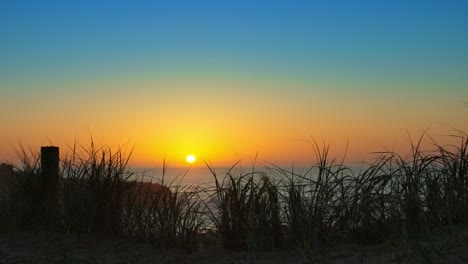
[1,78,467,167]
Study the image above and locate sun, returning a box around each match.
[186,154,196,164]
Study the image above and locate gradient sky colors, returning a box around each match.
[1,1,468,167]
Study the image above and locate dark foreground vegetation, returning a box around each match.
[1,132,468,263]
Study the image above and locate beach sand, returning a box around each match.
[1,226,467,264]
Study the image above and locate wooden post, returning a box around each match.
[41,146,59,226]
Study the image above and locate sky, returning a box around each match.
[1,0,468,167]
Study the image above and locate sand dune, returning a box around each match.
[1,226,467,264]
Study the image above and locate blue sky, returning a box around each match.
[2,0,468,90]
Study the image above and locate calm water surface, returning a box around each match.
[128,164,364,187]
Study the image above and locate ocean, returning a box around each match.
[127,164,365,188]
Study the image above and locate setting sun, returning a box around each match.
[186,154,196,164]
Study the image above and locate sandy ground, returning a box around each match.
[0,227,468,264]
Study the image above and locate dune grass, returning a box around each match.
[204,160,282,253]
[1,132,468,262]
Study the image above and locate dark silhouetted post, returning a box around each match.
[41,146,59,226]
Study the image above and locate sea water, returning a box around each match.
[127,164,365,191]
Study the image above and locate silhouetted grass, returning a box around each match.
[120,163,205,252]
[60,141,134,234]
[1,131,468,262]
[4,145,42,229]
[204,160,282,252]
